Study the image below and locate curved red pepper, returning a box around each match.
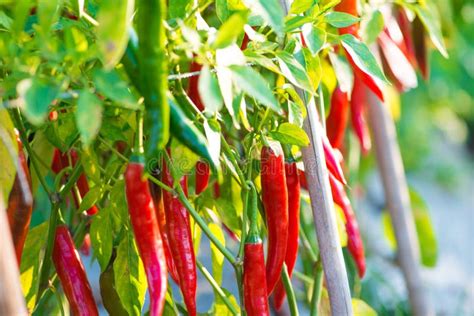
[149,181,180,283]
[53,225,99,316]
[162,159,197,316]
[241,33,250,50]
[195,160,210,195]
[7,133,33,266]
[322,135,347,184]
[52,149,98,216]
[188,61,204,112]
[412,16,429,80]
[396,8,418,69]
[244,242,270,316]
[328,174,366,277]
[326,86,350,150]
[261,145,288,295]
[125,161,167,315]
[350,76,372,155]
[273,162,301,310]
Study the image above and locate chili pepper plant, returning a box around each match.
[0,0,445,314]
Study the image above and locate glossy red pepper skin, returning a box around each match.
[350,76,372,155]
[7,134,33,266]
[51,149,98,216]
[125,162,167,316]
[328,174,366,277]
[53,225,99,316]
[241,33,250,50]
[244,242,270,316]
[326,86,350,150]
[188,60,204,112]
[195,160,210,195]
[273,162,301,310]
[149,181,180,283]
[412,16,429,80]
[261,145,288,295]
[322,134,347,184]
[162,160,197,316]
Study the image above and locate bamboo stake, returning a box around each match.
[366,92,432,316]
[0,192,28,316]
[276,1,353,314]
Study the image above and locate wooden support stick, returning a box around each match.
[367,92,432,316]
[0,192,28,316]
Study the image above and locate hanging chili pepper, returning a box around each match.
[122,32,213,167]
[261,144,288,295]
[328,174,366,277]
[273,162,301,310]
[53,225,99,316]
[243,183,270,316]
[195,160,210,195]
[80,233,91,256]
[162,156,197,316]
[412,15,429,80]
[241,33,250,50]
[326,86,350,150]
[396,8,418,69]
[350,76,372,155]
[7,132,33,266]
[149,180,180,283]
[51,148,98,216]
[187,60,204,112]
[137,0,169,157]
[125,158,167,316]
[322,135,347,184]
[335,0,384,101]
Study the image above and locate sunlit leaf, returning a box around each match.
[269,123,310,146]
[290,0,315,14]
[352,298,377,316]
[209,223,225,285]
[0,109,17,199]
[302,24,326,55]
[76,90,103,146]
[325,12,360,28]
[360,9,384,44]
[328,52,354,94]
[199,66,223,113]
[277,51,314,93]
[213,11,248,49]
[242,0,284,36]
[17,78,59,126]
[414,3,448,58]
[93,69,140,109]
[90,204,114,272]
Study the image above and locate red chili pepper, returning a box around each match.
[350,76,372,155]
[273,162,301,310]
[322,134,347,184]
[335,0,358,35]
[261,145,288,295]
[125,159,167,316]
[298,168,308,191]
[53,225,99,316]
[396,8,418,69]
[241,33,250,50]
[243,184,270,316]
[149,180,180,283]
[195,160,210,195]
[51,149,98,216]
[326,86,350,150]
[80,233,91,256]
[213,181,221,198]
[412,15,429,80]
[162,157,197,316]
[7,132,33,266]
[188,60,204,112]
[328,174,366,277]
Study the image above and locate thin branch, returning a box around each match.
[281,263,299,316]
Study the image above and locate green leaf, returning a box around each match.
[203,119,221,170]
[97,0,134,70]
[213,11,248,49]
[340,34,388,84]
[269,122,310,146]
[352,298,377,316]
[242,0,285,36]
[328,51,354,94]
[382,189,438,267]
[169,0,192,19]
[290,0,315,14]
[20,222,49,311]
[76,90,103,146]
[360,9,384,44]
[276,51,314,93]
[229,65,280,113]
[170,138,200,177]
[0,11,13,29]
[288,100,304,127]
[301,24,326,55]
[93,69,139,109]
[303,48,322,91]
[198,66,223,112]
[37,0,61,34]
[78,186,102,213]
[285,15,313,32]
[114,231,147,316]
[325,12,360,28]
[0,109,17,200]
[414,3,448,58]
[18,78,59,126]
[90,205,114,272]
[209,223,225,285]
[213,287,240,315]
[30,130,54,195]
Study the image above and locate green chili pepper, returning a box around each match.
[122,29,214,168]
[137,0,170,158]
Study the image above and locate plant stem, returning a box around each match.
[98,135,129,162]
[196,261,238,315]
[299,227,318,262]
[145,173,173,193]
[175,185,236,266]
[292,270,314,286]
[310,260,324,316]
[281,263,299,316]
[220,136,249,190]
